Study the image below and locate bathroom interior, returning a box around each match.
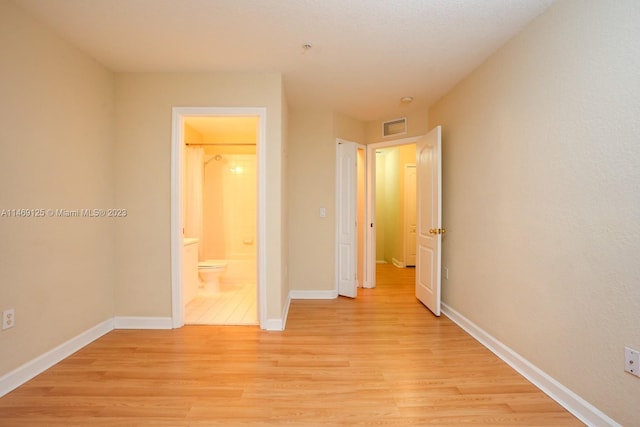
[182,116,258,325]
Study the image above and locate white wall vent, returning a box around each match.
[382,117,407,137]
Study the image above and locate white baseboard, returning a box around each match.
[290,289,339,299]
[264,293,291,331]
[391,258,405,268]
[281,292,291,330]
[0,315,180,398]
[0,319,114,398]
[441,303,620,427]
[264,318,284,331]
[113,316,173,329]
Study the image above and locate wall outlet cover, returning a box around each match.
[624,346,640,377]
[2,308,15,330]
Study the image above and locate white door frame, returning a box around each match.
[365,136,421,289]
[170,107,267,329]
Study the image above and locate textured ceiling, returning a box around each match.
[14,0,555,121]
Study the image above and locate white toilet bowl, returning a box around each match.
[198,260,228,292]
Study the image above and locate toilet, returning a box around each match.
[197,260,228,292]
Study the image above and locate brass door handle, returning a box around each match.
[429,228,437,235]
[429,228,446,235]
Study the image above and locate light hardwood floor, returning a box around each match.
[185,282,258,325]
[0,264,582,426]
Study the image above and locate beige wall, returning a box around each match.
[0,0,115,375]
[287,110,334,292]
[287,110,365,292]
[334,112,367,145]
[429,1,640,424]
[114,72,286,320]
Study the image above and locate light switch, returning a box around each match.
[319,207,327,218]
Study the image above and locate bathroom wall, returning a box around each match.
[202,154,224,259]
[203,154,257,268]
[0,0,115,376]
[182,124,203,238]
[429,0,640,424]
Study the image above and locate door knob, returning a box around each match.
[429,228,437,235]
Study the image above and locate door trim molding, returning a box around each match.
[171,107,267,329]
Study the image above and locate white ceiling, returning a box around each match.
[14,0,555,122]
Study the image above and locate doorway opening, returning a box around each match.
[365,136,420,290]
[171,107,267,328]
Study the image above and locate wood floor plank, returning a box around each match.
[0,264,583,426]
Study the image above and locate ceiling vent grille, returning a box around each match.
[382,117,407,137]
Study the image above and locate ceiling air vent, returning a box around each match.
[382,117,407,137]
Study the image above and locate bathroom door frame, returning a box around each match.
[170,106,267,329]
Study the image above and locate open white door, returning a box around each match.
[416,126,442,316]
[336,140,357,298]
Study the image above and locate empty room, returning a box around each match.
[0,0,639,425]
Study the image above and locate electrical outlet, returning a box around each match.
[624,346,640,377]
[2,309,15,330]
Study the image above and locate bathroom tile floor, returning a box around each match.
[185,282,258,325]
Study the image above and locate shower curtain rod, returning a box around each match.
[186,143,256,146]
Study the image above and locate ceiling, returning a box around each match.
[14,0,555,122]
